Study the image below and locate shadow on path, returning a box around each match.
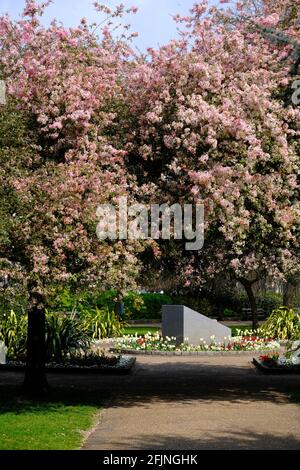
[100,430,300,450]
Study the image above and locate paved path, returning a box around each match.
[82,356,300,450]
[2,356,300,450]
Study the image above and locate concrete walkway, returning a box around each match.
[81,355,300,450]
[2,356,300,450]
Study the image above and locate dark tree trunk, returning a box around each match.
[23,292,48,397]
[283,281,295,308]
[239,278,259,330]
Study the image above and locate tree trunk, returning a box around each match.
[23,293,48,397]
[239,278,259,330]
[283,281,295,308]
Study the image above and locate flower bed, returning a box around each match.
[253,357,300,374]
[0,352,136,374]
[112,332,280,355]
[252,340,300,374]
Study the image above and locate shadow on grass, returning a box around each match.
[0,385,109,415]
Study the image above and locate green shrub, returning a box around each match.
[0,310,27,360]
[81,291,173,321]
[0,303,123,361]
[223,308,240,318]
[88,291,172,321]
[256,292,283,314]
[47,287,81,313]
[81,307,123,339]
[123,292,146,319]
[217,291,282,318]
[49,287,173,321]
[84,289,118,312]
[172,295,214,317]
[45,311,91,362]
[260,307,300,340]
[0,309,92,362]
[42,285,285,323]
[136,293,173,320]
[51,288,122,312]
[198,298,214,317]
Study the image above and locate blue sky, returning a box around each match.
[0,0,222,51]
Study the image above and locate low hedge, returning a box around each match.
[47,288,283,321]
[48,289,173,321]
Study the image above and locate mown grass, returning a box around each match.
[122,326,160,336]
[230,325,253,336]
[122,325,251,337]
[0,386,106,450]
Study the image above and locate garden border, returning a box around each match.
[0,356,136,375]
[252,357,300,375]
[110,348,280,357]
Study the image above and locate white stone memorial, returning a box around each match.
[290,340,300,366]
[0,80,6,106]
[162,305,231,346]
[0,341,6,364]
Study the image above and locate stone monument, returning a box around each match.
[162,305,231,345]
[0,80,6,106]
[0,341,6,364]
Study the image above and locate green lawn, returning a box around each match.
[0,386,106,450]
[230,325,253,336]
[122,325,251,337]
[122,326,160,336]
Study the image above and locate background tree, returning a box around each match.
[124,0,300,329]
[223,0,300,307]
